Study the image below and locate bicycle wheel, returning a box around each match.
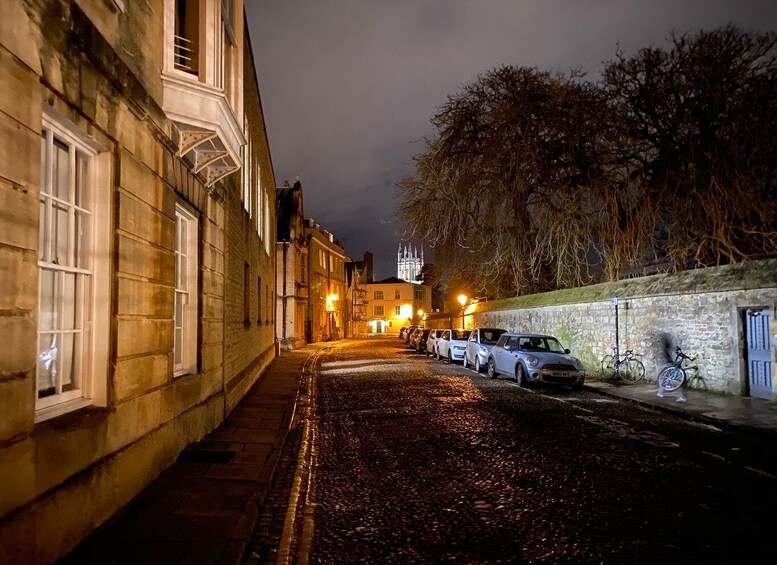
[600,355,615,377]
[657,366,686,392]
[621,358,645,382]
[617,359,636,381]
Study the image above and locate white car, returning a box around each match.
[464,327,507,373]
[435,329,472,363]
[425,330,440,357]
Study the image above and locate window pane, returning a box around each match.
[39,269,57,330]
[53,201,69,265]
[75,212,91,269]
[53,138,70,201]
[62,273,77,330]
[59,332,75,391]
[75,151,88,208]
[37,333,57,397]
[40,132,48,195]
[39,198,48,261]
[175,292,184,330]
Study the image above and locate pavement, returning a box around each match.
[62,345,321,565]
[585,376,777,439]
[61,341,777,564]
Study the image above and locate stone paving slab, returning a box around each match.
[585,378,777,438]
[61,347,319,565]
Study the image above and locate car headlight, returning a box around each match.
[479,346,488,355]
[526,355,539,367]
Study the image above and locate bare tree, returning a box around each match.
[603,26,777,270]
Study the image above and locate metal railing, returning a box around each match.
[174,34,199,75]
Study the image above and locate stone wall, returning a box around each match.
[465,260,777,397]
[222,30,277,413]
[0,1,260,562]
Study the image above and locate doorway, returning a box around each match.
[745,308,773,399]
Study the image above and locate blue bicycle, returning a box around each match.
[657,346,697,392]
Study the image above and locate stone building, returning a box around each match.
[275,180,308,350]
[0,1,276,561]
[305,218,350,342]
[363,277,432,335]
[397,243,424,283]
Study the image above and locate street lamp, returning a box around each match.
[417,308,425,326]
[457,294,468,329]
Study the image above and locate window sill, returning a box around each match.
[34,398,99,425]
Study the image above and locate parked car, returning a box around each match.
[404,325,418,344]
[398,326,408,339]
[425,330,440,357]
[464,327,507,373]
[408,327,424,349]
[415,329,433,354]
[435,329,472,363]
[486,333,585,389]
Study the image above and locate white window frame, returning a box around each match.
[174,203,199,376]
[36,109,110,422]
[393,305,401,316]
[415,288,424,300]
[374,290,384,300]
[395,290,401,299]
[374,305,384,316]
[264,191,270,255]
[242,114,251,213]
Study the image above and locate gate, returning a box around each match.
[746,308,773,399]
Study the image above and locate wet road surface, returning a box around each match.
[280,339,777,563]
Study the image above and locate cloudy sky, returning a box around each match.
[245,0,777,279]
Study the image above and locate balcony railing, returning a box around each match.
[174,34,199,75]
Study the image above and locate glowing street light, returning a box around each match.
[457,294,468,329]
[417,309,425,326]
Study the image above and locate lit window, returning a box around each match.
[264,191,270,254]
[374,290,384,300]
[37,114,109,419]
[415,288,424,300]
[374,305,384,316]
[174,204,199,375]
[242,115,251,213]
[395,290,401,299]
[393,305,401,316]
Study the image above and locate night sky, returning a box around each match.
[245,0,777,280]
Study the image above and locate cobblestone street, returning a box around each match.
[258,338,777,564]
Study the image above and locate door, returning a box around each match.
[376,320,383,333]
[746,308,773,399]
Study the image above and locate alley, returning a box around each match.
[283,338,776,563]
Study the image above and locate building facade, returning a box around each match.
[276,180,308,350]
[397,244,424,283]
[305,219,350,342]
[0,1,275,561]
[363,277,432,335]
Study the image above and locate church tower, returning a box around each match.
[397,243,425,283]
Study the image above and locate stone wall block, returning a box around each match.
[35,417,108,498]
[117,191,175,249]
[202,243,224,274]
[0,316,36,376]
[202,319,224,345]
[116,234,174,284]
[0,247,37,311]
[115,318,173,358]
[201,342,223,371]
[203,218,224,252]
[202,269,225,297]
[118,149,173,217]
[115,276,174,318]
[0,375,34,442]
[0,437,36,517]
[0,47,42,132]
[202,294,224,321]
[113,353,170,402]
[0,110,40,194]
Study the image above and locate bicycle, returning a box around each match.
[656,346,698,392]
[600,346,646,382]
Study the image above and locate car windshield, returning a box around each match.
[520,337,566,353]
[451,330,471,340]
[480,329,506,345]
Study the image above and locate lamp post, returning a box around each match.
[457,294,468,329]
[417,309,425,327]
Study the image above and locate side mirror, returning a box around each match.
[564,348,571,354]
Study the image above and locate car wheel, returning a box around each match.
[487,359,497,379]
[474,357,482,373]
[447,351,452,364]
[516,363,530,388]
[463,355,469,369]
